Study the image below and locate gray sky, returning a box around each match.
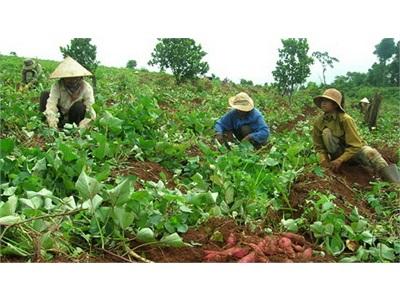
[1,0,398,84]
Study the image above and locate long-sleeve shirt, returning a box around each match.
[312,112,365,162]
[215,108,270,144]
[22,63,42,84]
[44,80,96,127]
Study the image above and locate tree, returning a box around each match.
[148,38,209,83]
[312,51,339,85]
[126,60,137,69]
[387,41,399,86]
[373,38,396,64]
[60,38,99,88]
[272,38,314,100]
[240,79,254,86]
[367,63,389,86]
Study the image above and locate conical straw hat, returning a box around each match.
[50,56,92,79]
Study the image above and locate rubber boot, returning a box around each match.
[379,164,400,184]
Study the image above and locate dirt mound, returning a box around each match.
[186,144,202,157]
[22,134,46,150]
[289,167,375,219]
[111,160,175,188]
[275,106,317,133]
[139,218,332,263]
[374,145,399,164]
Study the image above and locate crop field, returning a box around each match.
[0,55,399,263]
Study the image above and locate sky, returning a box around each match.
[1,0,398,85]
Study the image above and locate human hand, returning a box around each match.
[320,159,330,169]
[330,159,343,172]
[215,133,224,143]
[242,135,251,141]
[79,118,92,128]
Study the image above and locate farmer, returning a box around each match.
[359,97,370,114]
[21,58,43,87]
[215,92,270,149]
[312,88,400,183]
[40,56,96,129]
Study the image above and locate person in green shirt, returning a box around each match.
[312,88,399,183]
[21,58,43,87]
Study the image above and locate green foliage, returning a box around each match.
[148,38,209,83]
[126,60,137,69]
[60,38,99,74]
[240,79,254,86]
[373,38,396,64]
[272,38,314,100]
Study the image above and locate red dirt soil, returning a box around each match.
[289,167,376,219]
[275,105,317,133]
[111,160,175,189]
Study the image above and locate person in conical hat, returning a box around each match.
[358,97,370,114]
[312,88,399,183]
[21,58,43,86]
[40,56,96,129]
[214,92,270,149]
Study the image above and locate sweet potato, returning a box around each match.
[203,247,249,261]
[281,232,306,245]
[258,237,278,255]
[231,247,250,259]
[238,251,256,263]
[226,233,237,248]
[204,252,228,262]
[293,244,305,252]
[278,237,296,258]
[301,248,313,259]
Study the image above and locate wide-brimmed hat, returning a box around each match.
[360,97,370,104]
[314,88,345,112]
[50,56,92,79]
[228,92,254,112]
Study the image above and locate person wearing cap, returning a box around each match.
[21,58,43,86]
[359,97,370,114]
[214,92,269,149]
[312,88,399,183]
[40,56,96,129]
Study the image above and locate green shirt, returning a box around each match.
[312,112,365,162]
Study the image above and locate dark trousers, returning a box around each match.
[225,125,266,149]
[40,91,86,128]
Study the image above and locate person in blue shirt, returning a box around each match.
[214,92,270,149]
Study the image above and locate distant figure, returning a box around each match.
[40,56,96,129]
[359,97,370,114]
[21,58,42,87]
[312,88,399,183]
[214,92,270,149]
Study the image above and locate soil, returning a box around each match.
[111,160,175,189]
[190,97,203,106]
[22,134,47,150]
[106,98,117,106]
[275,105,317,133]
[186,144,202,157]
[137,218,333,263]
[289,166,376,219]
[373,145,399,164]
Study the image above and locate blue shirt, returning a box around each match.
[214,108,270,144]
